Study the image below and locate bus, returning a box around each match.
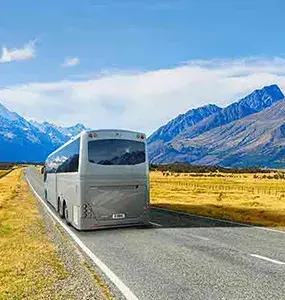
[43,129,150,230]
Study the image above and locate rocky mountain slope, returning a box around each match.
[148,84,285,167]
[159,100,285,167]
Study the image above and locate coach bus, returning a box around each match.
[43,129,150,230]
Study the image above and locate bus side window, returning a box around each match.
[56,139,80,173]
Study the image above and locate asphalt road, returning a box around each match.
[26,168,285,300]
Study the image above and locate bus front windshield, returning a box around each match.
[88,139,146,165]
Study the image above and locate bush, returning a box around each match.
[149,163,274,174]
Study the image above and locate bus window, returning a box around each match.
[46,138,80,174]
[88,139,145,165]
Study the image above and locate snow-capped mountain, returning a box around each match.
[0,103,88,162]
[30,121,88,141]
[0,102,21,121]
[30,121,69,146]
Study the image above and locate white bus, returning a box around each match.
[43,129,150,230]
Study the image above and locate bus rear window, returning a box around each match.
[88,139,146,165]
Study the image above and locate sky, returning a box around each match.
[1,0,285,135]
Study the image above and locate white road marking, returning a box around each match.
[149,221,162,227]
[151,207,285,235]
[250,254,285,265]
[26,172,139,300]
[188,234,210,241]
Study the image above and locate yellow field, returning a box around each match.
[150,171,285,228]
[0,169,68,299]
[0,170,11,179]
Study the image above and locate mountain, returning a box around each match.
[149,84,285,167]
[30,121,69,146]
[60,123,87,137]
[0,102,21,121]
[147,104,222,161]
[169,100,285,168]
[148,104,222,144]
[2,84,285,167]
[175,84,284,141]
[0,103,88,162]
[30,121,88,146]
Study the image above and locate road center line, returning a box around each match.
[250,253,285,265]
[26,171,139,300]
[149,221,162,227]
[188,234,210,241]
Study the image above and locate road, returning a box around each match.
[26,168,285,300]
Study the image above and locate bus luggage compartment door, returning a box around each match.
[88,184,146,221]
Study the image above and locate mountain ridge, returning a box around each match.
[148,84,285,167]
[0,104,88,162]
[148,104,222,144]
[173,84,284,142]
[169,100,285,168]
[1,84,285,167]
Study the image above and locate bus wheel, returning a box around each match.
[44,189,48,201]
[57,197,61,213]
[59,199,64,219]
[63,202,71,225]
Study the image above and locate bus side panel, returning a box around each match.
[56,173,81,228]
[46,173,57,209]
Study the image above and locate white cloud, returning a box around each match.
[0,40,36,63]
[62,57,80,68]
[1,57,285,135]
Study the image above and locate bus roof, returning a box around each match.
[85,129,145,135]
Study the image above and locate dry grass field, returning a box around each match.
[0,169,69,299]
[0,170,12,179]
[0,168,113,299]
[150,171,285,228]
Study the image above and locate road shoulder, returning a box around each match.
[0,168,113,299]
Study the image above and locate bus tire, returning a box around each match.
[57,197,61,213]
[63,202,71,226]
[44,189,48,201]
[141,222,152,229]
[59,198,64,219]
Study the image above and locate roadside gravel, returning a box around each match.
[35,196,114,300]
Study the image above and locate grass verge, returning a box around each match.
[0,169,12,179]
[150,171,285,228]
[0,168,113,300]
[0,169,69,299]
[83,262,114,300]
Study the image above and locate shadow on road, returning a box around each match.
[149,206,250,229]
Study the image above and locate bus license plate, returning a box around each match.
[112,213,125,219]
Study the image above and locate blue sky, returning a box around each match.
[1,0,285,133]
